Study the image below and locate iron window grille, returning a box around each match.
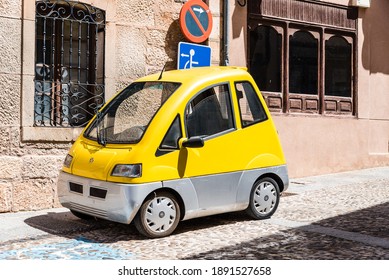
[34,0,106,127]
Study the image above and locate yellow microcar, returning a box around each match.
[58,66,289,238]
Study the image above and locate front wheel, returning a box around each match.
[246,177,280,220]
[134,192,180,238]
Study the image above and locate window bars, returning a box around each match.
[34,0,106,127]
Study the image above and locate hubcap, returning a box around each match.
[145,197,177,233]
[253,181,277,215]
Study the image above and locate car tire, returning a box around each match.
[246,177,280,220]
[134,191,180,238]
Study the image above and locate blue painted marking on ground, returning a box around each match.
[0,237,134,260]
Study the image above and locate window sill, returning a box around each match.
[270,111,357,119]
[22,127,84,142]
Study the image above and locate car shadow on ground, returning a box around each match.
[22,192,296,242]
[23,209,253,242]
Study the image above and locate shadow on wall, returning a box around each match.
[164,19,186,71]
[360,0,389,74]
[232,1,246,40]
[232,2,247,62]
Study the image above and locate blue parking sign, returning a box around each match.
[177,42,211,70]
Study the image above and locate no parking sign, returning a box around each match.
[179,0,213,43]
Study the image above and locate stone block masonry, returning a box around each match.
[0,155,65,212]
[0,0,223,214]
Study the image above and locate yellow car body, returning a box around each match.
[58,66,288,238]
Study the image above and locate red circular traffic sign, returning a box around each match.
[179,0,213,43]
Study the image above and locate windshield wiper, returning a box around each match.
[95,109,106,146]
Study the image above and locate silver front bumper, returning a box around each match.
[57,171,162,224]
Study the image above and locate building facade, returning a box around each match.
[0,0,388,212]
[229,0,389,178]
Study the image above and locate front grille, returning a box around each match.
[69,202,108,219]
[69,182,83,194]
[90,187,107,199]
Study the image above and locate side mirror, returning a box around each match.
[181,136,204,148]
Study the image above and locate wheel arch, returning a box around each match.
[236,167,288,206]
[142,188,186,221]
[255,172,285,192]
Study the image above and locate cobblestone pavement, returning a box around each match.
[0,167,388,260]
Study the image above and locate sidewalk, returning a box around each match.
[287,166,389,193]
[0,208,79,243]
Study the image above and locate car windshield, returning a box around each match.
[84,81,181,145]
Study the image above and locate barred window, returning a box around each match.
[34,0,106,127]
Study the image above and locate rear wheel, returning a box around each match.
[246,177,280,219]
[134,192,180,238]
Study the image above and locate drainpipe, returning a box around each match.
[223,0,229,66]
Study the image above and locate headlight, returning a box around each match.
[112,164,142,178]
[63,154,73,168]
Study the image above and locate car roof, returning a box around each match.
[135,66,249,84]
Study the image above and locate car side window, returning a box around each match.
[186,84,234,138]
[160,115,182,150]
[235,82,268,127]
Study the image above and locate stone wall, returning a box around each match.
[0,0,222,213]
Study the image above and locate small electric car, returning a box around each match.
[58,66,289,238]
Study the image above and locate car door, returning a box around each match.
[180,83,246,211]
